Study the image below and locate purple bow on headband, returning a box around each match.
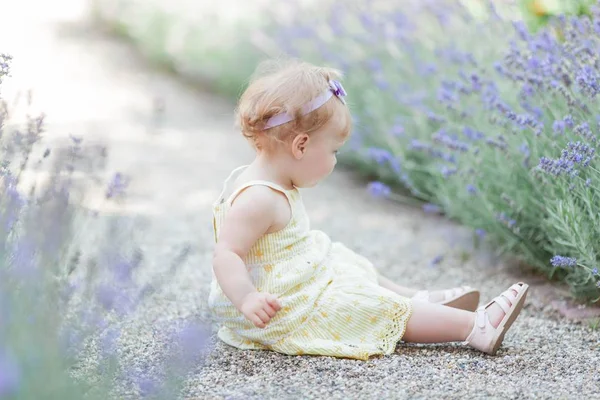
[329,79,347,103]
[264,79,348,129]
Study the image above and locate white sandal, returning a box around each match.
[412,286,480,311]
[464,282,529,355]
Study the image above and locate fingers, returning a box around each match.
[263,300,280,318]
[263,305,277,318]
[251,314,266,329]
[256,309,271,326]
[266,295,282,311]
[245,293,282,329]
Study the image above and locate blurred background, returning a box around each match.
[1,0,599,398]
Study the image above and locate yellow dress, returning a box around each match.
[208,166,413,361]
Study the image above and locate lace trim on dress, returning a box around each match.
[375,298,413,356]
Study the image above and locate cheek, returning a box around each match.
[325,154,337,172]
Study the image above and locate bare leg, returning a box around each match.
[378,275,418,297]
[378,274,455,302]
[402,287,519,344]
[403,300,474,343]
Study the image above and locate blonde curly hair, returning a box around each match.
[235,58,352,151]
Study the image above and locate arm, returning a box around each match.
[212,186,277,311]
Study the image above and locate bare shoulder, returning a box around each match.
[231,184,283,207]
[230,185,284,217]
[229,185,290,233]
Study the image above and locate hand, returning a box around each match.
[240,292,282,329]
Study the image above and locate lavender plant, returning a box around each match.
[89,0,600,300]
[0,55,210,398]
[265,0,600,299]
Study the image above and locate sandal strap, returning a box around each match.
[502,288,519,303]
[492,295,512,314]
[509,283,525,296]
[475,308,487,328]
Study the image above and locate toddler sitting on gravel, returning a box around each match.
[208,59,528,360]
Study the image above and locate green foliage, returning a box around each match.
[90,0,600,301]
[518,0,596,31]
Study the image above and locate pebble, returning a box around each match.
[49,12,600,398]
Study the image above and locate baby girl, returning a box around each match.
[208,59,528,360]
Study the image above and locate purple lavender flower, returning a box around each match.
[430,255,444,266]
[592,268,598,276]
[366,147,401,173]
[106,173,128,199]
[563,115,575,128]
[539,141,595,176]
[432,129,470,152]
[135,375,158,398]
[553,120,566,134]
[520,83,534,97]
[0,351,20,397]
[367,182,391,198]
[366,58,382,73]
[374,75,389,90]
[390,124,405,137]
[366,147,393,165]
[10,238,37,278]
[514,113,540,129]
[475,229,486,238]
[466,184,477,195]
[113,250,143,283]
[575,65,600,97]
[96,284,133,315]
[574,122,595,142]
[462,127,484,141]
[419,63,437,76]
[437,86,459,104]
[409,139,431,151]
[327,6,346,35]
[440,166,457,177]
[550,255,577,268]
[513,21,530,41]
[114,259,135,283]
[422,203,441,214]
[171,320,209,370]
[100,326,121,358]
[427,110,445,124]
[359,13,377,31]
[494,61,504,75]
[485,138,508,150]
[69,134,83,145]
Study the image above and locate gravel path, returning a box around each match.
[2,2,599,399]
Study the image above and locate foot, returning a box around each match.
[464,282,529,355]
[485,287,519,328]
[412,286,480,312]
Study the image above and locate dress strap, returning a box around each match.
[226,180,294,207]
[215,165,249,205]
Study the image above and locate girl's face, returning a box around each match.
[291,109,348,188]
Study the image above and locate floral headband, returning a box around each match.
[264,79,347,129]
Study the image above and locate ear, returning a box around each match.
[291,133,310,159]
